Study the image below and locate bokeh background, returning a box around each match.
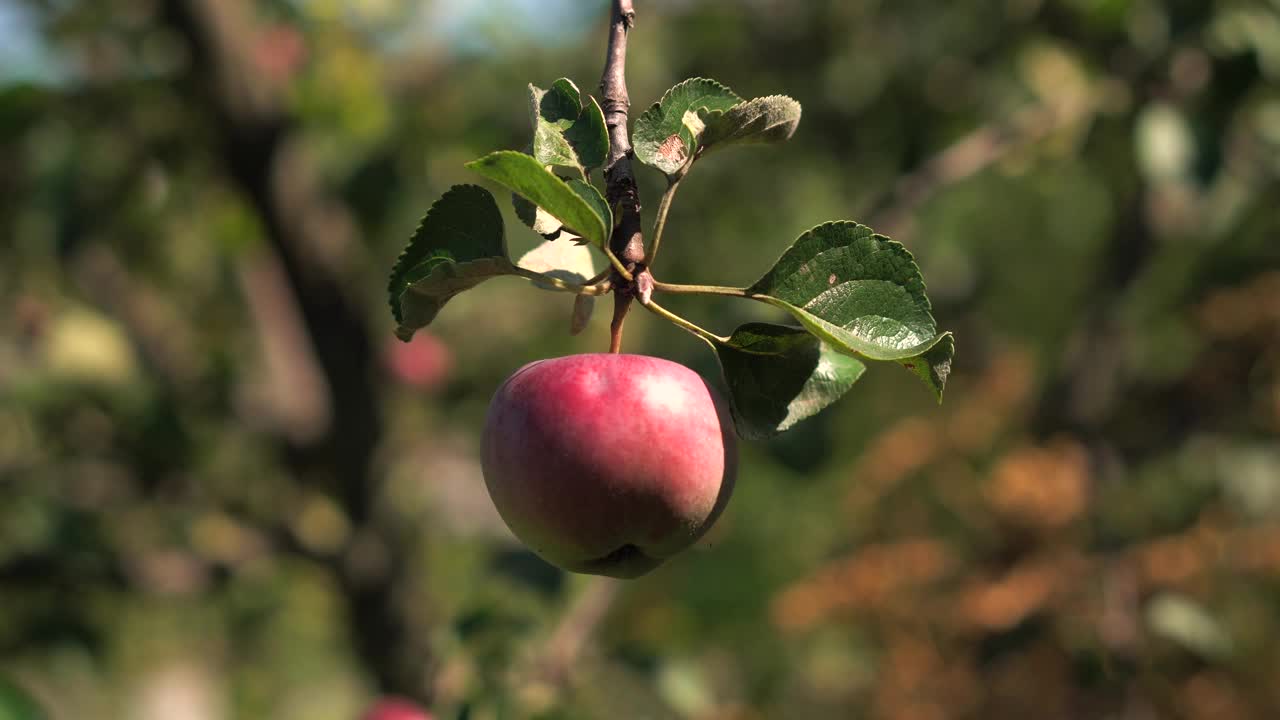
[2,0,1280,718]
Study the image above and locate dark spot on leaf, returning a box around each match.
[657,134,688,165]
[904,363,915,369]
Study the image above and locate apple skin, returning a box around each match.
[361,698,433,720]
[481,354,737,578]
[385,332,453,390]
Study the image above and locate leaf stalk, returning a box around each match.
[643,176,683,266]
[651,280,751,298]
[638,298,728,345]
[511,266,613,295]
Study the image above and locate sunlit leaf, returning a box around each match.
[633,78,742,177]
[529,78,609,172]
[512,192,563,238]
[566,94,608,170]
[465,151,611,249]
[899,332,954,401]
[517,235,597,287]
[748,221,952,399]
[698,95,802,150]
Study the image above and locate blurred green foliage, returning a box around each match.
[2,0,1279,718]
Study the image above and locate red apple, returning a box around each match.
[254,25,308,84]
[481,354,737,578]
[361,697,432,720]
[385,332,453,390]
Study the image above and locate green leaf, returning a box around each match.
[634,78,742,177]
[749,222,935,356]
[530,82,579,169]
[466,151,611,249]
[529,78,609,172]
[566,94,608,170]
[567,178,612,239]
[900,332,954,402]
[699,95,802,151]
[570,294,594,336]
[748,221,952,399]
[399,256,517,341]
[512,192,563,238]
[550,77,581,105]
[713,323,866,440]
[387,185,515,340]
[514,79,606,237]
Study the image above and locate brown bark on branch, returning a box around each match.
[869,97,1099,239]
[600,0,648,353]
[600,0,644,268]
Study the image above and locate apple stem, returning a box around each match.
[609,293,631,353]
[640,298,729,345]
[651,280,752,298]
[511,266,613,295]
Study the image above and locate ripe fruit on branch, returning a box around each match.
[481,354,737,578]
[387,17,953,581]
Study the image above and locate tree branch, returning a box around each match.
[600,0,646,353]
[868,96,1099,239]
[600,0,642,265]
[533,577,621,688]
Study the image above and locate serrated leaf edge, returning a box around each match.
[465,151,610,249]
[387,184,502,325]
[744,220,952,397]
[700,94,803,147]
[749,220,937,316]
[648,77,744,114]
[634,78,745,175]
[394,255,518,341]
